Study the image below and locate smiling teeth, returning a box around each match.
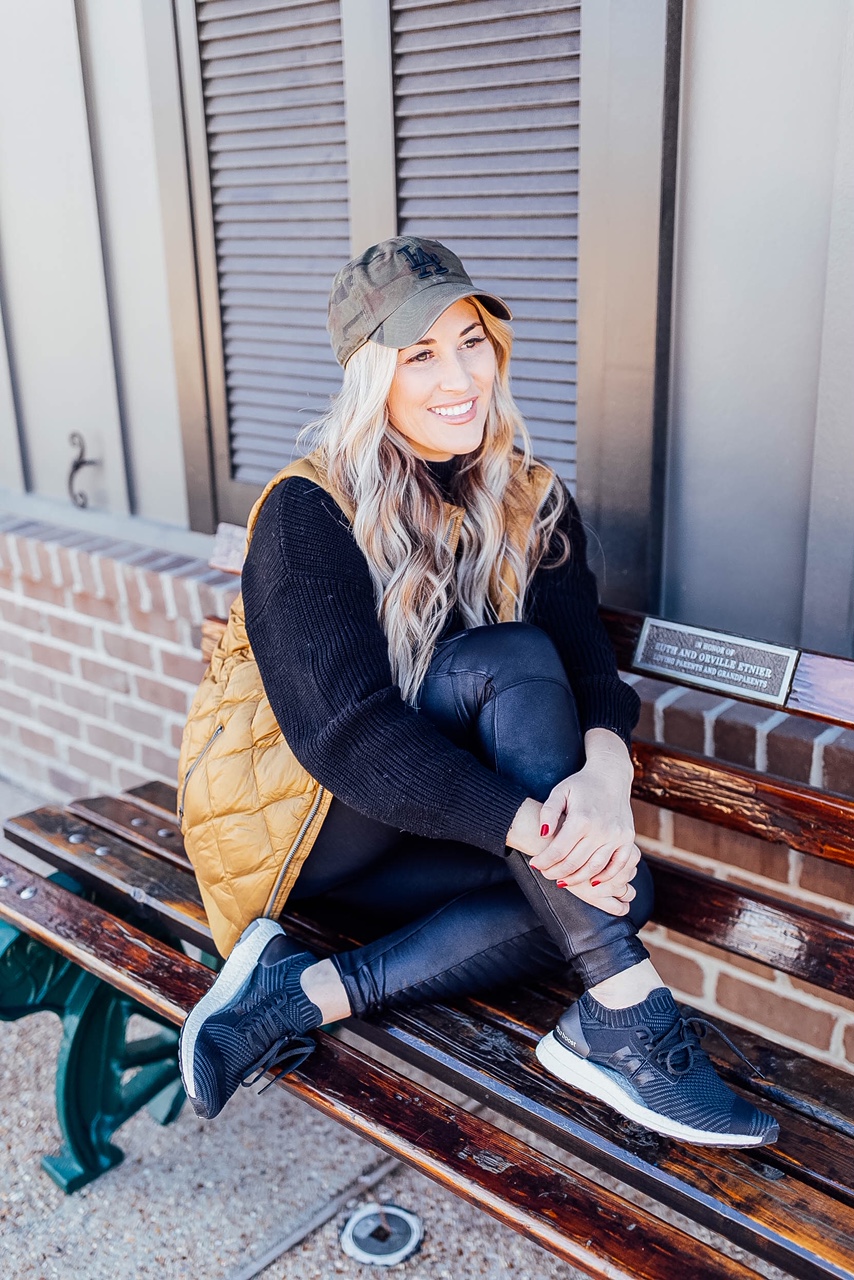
[432,401,474,417]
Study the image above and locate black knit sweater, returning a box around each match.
[242,456,640,857]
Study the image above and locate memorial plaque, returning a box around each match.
[633,618,799,706]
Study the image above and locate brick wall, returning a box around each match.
[624,672,854,1075]
[2,512,854,1072]
[0,515,238,800]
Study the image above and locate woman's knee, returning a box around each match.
[449,621,569,693]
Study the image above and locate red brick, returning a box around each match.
[56,681,108,719]
[117,765,156,792]
[18,575,68,608]
[798,856,854,905]
[102,631,155,669]
[0,686,31,717]
[0,597,47,633]
[631,798,661,840]
[30,640,74,674]
[671,811,790,881]
[128,604,186,645]
[79,657,130,694]
[141,744,179,781]
[37,705,80,738]
[48,764,89,796]
[85,723,136,760]
[135,674,191,713]
[170,720,185,750]
[112,701,165,739]
[19,725,57,757]
[4,630,31,660]
[845,1024,854,1066]
[663,931,779,982]
[71,591,123,623]
[631,676,674,742]
[68,745,114,784]
[824,730,854,799]
[160,650,208,685]
[715,974,835,1049]
[713,704,772,769]
[661,689,726,755]
[45,614,96,649]
[172,576,204,627]
[789,975,854,1015]
[8,663,57,699]
[642,941,705,997]
[765,717,826,784]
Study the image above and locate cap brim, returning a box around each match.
[370,282,512,350]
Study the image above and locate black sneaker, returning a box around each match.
[179,918,323,1120]
[535,987,779,1147]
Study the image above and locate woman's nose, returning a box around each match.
[438,353,472,392]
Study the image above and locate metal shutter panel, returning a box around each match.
[393,0,580,485]
[196,0,348,487]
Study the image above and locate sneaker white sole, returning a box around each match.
[179,917,284,1103]
[535,1031,774,1147]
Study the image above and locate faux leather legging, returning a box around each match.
[291,622,652,1018]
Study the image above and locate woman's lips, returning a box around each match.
[428,397,478,425]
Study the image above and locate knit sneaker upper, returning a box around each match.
[555,987,777,1141]
[190,940,323,1119]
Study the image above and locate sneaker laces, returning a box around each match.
[637,1014,763,1079]
[241,1033,316,1094]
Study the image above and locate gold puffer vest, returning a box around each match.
[177,448,555,956]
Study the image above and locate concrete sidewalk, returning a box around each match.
[0,775,582,1280]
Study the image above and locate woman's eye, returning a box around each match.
[407,349,432,364]
[463,336,486,350]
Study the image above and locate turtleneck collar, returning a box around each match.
[424,455,459,494]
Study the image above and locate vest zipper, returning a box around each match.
[263,784,326,918]
[178,724,224,821]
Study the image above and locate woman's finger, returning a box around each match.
[549,838,624,886]
[594,843,640,885]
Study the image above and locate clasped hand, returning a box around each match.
[529,752,640,917]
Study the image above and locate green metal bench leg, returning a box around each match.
[44,976,183,1192]
[0,873,185,1193]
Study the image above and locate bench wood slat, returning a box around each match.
[354,1004,854,1280]
[67,797,187,870]
[632,741,854,867]
[3,809,210,951]
[483,979,854,1139]
[9,805,852,1141]
[645,854,854,1000]
[463,985,854,1205]
[0,851,755,1280]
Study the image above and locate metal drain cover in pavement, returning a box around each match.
[340,1202,423,1266]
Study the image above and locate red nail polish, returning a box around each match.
[540,824,549,837]
[556,880,567,888]
[591,880,601,887]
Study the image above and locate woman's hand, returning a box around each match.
[505,729,640,916]
[530,729,638,887]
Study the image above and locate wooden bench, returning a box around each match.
[3,534,854,1277]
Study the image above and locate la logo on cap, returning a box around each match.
[398,245,450,280]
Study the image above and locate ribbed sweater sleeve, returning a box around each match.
[526,483,640,749]
[241,478,531,856]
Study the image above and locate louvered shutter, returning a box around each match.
[195,0,349,487]
[392,0,580,485]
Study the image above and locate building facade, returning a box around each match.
[1,0,853,1067]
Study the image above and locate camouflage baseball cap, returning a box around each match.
[327,236,512,367]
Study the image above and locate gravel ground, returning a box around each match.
[0,775,582,1280]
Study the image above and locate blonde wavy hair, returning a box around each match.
[295,299,571,706]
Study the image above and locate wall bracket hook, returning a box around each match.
[68,433,100,509]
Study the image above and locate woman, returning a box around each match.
[178,236,776,1149]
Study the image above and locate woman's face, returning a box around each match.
[386,298,497,462]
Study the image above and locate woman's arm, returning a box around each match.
[241,478,531,856]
